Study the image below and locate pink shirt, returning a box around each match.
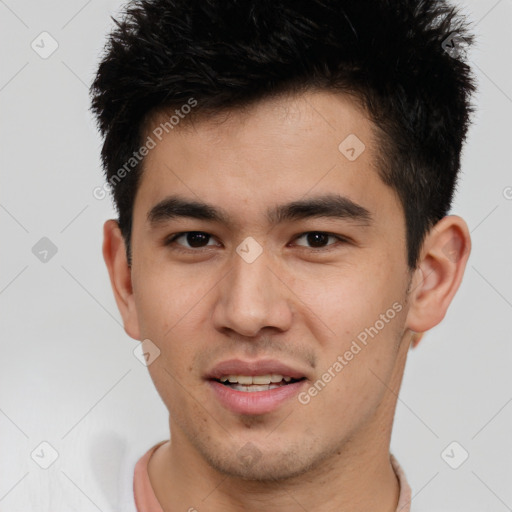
[133,442,412,512]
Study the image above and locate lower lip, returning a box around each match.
[208,380,307,415]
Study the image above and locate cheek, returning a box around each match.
[132,270,207,390]
[299,264,406,397]
[133,261,211,337]
[145,360,186,431]
[295,261,400,335]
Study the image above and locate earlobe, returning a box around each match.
[410,331,424,348]
[405,215,471,335]
[102,219,141,340]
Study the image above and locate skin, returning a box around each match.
[103,89,471,511]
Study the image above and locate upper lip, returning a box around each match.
[206,359,309,381]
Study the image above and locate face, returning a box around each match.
[122,90,416,480]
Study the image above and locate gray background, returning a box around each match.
[1,0,511,510]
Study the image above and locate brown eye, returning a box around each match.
[166,231,218,250]
[294,232,346,249]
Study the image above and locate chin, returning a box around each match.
[198,443,323,482]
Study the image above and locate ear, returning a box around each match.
[102,219,141,340]
[410,331,424,349]
[405,215,471,337]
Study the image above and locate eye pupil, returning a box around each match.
[307,232,329,248]
[187,232,209,247]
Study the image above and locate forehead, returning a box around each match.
[133,89,400,231]
[144,89,373,159]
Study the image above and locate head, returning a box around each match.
[91,0,476,481]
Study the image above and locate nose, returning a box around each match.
[211,245,293,338]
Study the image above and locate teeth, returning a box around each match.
[219,374,293,385]
[252,374,272,385]
[236,375,253,385]
[231,384,282,392]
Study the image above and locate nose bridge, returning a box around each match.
[237,241,273,293]
[212,242,292,336]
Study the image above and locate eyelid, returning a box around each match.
[164,231,220,248]
[164,230,350,252]
[291,232,351,252]
[293,231,350,244]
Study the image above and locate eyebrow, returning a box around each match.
[147,193,372,228]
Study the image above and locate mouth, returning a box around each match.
[213,374,306,392]
[207,375,307,416]
[205,359,310,415]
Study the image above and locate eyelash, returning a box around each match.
[164,231,350,254]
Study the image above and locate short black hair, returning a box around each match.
[90,0,477,269]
